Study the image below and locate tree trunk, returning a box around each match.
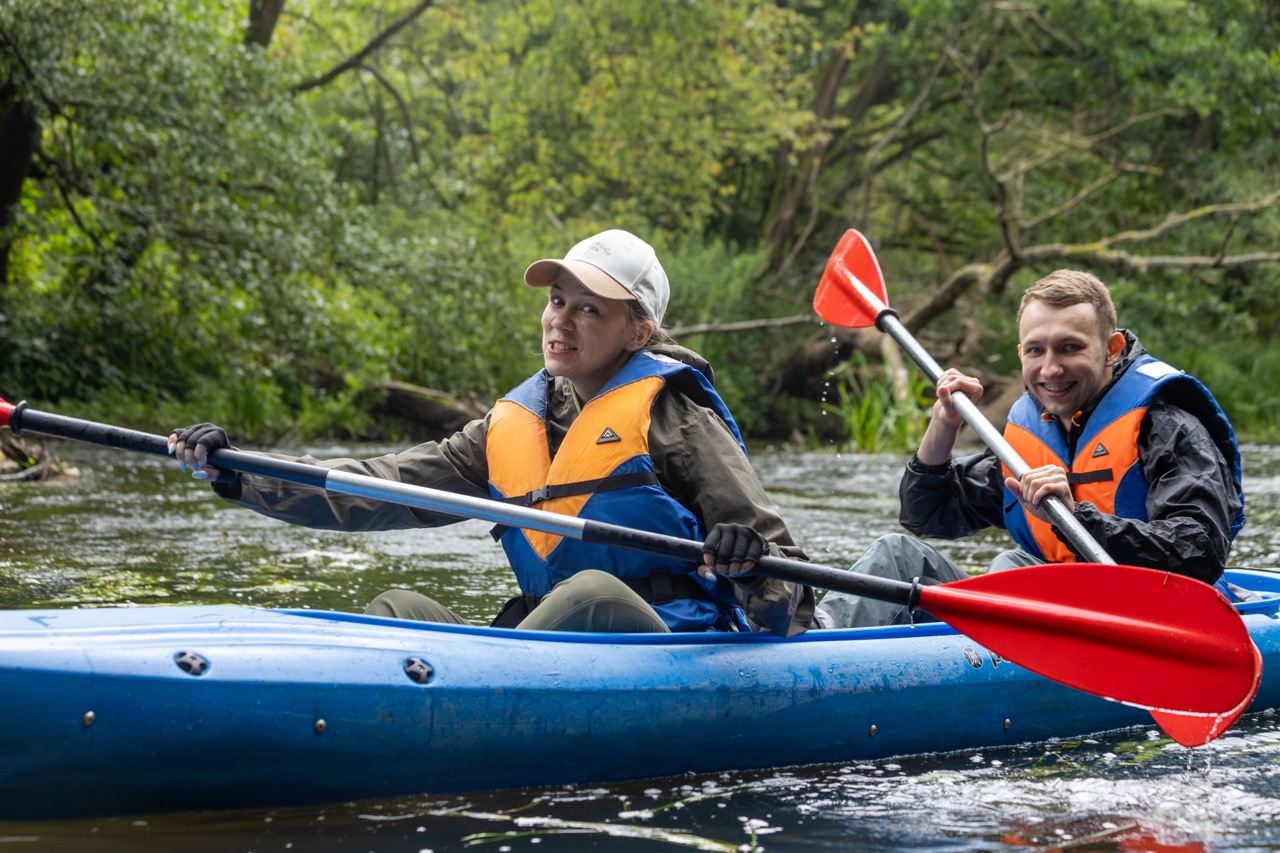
[245,0,286,48]
[0,79,40,289]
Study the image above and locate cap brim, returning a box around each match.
[523,259,636,301]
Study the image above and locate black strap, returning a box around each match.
[505,471,661,507]
[490,471,661,540]
[489,593,542,628]
[621,570,710,606]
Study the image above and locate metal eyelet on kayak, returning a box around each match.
[174,651,209,676]
[404,657,434,685]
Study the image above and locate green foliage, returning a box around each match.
[1106,265,1280,441]
[0,0,537,439]
[1,0,1277,446]
[346,0,819,235]
[659,236,817,435]
[817,354,933,454]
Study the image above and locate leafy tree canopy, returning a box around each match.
[2,0,1277,441]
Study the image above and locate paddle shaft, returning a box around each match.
[829,255,1114,565]
[1,401,918,607]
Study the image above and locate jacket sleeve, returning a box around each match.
[648,390,816,638]
[1052,399,1241,583]
[223,416,494,531]
[898,447,1008,538]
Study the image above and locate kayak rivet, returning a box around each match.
[404,656,434,685]
[869,724,877,737]
[174,650,210,677]
[314,719,326,734]
[82,711,95,727]
[1004,718,1012,730]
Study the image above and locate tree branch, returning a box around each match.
[291,0,435,94]
[670,314,817,338]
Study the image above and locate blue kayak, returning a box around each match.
[2,568,1278,821]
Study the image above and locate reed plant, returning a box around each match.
[818,353,934,454]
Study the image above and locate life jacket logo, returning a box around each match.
[596,427,621,444]
[1091,442,1110,458]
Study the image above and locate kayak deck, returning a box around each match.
[1,568,1277,820]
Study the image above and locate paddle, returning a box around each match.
[0,398,1260,745]
[813,228,1261,746]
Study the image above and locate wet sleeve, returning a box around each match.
[649,391,816,638]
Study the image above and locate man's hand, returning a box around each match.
[1005,464,1074,523]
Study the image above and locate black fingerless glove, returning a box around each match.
[701,522,770,577]
[175,423,241,499]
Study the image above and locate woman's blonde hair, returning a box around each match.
[627,300,676,347]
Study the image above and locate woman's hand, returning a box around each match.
[168,423,232,481]
[700,523,770,579]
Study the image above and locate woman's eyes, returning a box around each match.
[549,295,599,314]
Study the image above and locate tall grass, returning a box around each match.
[815,353,934,453]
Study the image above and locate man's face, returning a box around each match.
[1017,300,1124,421]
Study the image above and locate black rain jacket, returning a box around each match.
[898,331,1243,584]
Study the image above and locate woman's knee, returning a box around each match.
[519,571,668,633]
[365,588,470,624]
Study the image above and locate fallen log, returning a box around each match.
[363,380,488,438]
[0,435,73,482]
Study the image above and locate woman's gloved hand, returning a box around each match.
[699,523,770,579]
[167,423,240,495]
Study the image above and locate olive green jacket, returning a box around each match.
[220,349,815,637]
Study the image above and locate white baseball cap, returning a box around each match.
[524,229,670,325]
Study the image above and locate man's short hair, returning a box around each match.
[1017,269,1118,341]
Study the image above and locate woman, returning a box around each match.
[171,229,815,636]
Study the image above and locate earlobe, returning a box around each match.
[1106,331,1125,364]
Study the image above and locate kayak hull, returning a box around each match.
[3,568,1278,820]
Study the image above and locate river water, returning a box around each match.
[2,439,1280,852]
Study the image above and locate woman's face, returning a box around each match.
[541,279,648,400]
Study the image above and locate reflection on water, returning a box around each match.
[2,440,1280,851]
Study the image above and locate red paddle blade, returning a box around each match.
[1148,659,1260,747]
[813,229,889,328]
[0,398,12,429]
[918,563,1261,743]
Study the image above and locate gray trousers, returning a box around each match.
[365,569,671,633]
[817,533,1039,628]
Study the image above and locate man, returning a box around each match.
[818,269,1246,629]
